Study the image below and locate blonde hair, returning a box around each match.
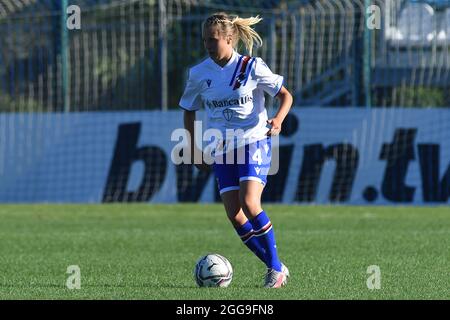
[203,12,263,56]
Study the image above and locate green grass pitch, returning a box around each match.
[0,204,449,299]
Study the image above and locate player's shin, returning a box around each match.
[235,221,266,264]
[250,211,282,272]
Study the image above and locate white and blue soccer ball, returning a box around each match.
[194,253,233,287]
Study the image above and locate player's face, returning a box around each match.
[203,26,232,62]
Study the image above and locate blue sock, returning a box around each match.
[250,211,282,272]
[235,221,266,264]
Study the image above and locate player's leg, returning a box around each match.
[220,189,248,228]
[220,189,266,263]
[239,180,282,271]
[237,138,289,287]
[213,150,266,264]
[239,180,289,288]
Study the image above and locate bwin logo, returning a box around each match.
[223,108,234,121]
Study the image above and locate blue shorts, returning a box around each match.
[213,137,272,195]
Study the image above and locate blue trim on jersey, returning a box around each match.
[274,83,283,97]
[179,104,199,111]
[229,55,244,86]
[243,58,256,87]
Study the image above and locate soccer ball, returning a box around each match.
[194,253,233,287]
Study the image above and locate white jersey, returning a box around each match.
[179,50,284,144]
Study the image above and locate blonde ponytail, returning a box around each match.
[203,13,263,56]
[231,16,263,56]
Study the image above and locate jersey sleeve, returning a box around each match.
[254,58,284,97]
[179,69,203,111]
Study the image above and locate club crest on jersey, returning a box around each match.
[230,56,255,90]
[222,108,234,121]
[206,79,212,87]
[234,73,246,88]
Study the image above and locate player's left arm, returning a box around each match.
[266,86,293,136]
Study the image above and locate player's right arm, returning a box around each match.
[183,110,210,172]
[180,68,210,172]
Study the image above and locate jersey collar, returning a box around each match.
[209,50,238,69]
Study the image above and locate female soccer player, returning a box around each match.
[179,12,293,288]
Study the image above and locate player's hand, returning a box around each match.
[195,162,211,172]
[266,118,282,136]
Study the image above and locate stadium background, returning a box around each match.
[0,0,449,300]
[0,0,448,204]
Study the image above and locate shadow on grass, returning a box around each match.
[0,282,262,290]
[0,283,62,289]
[83,282,262,290]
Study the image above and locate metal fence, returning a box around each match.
[0,0,449,112]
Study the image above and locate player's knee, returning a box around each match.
[239,195,261,216]
[228,210,247,228]
[225,202,241,217]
